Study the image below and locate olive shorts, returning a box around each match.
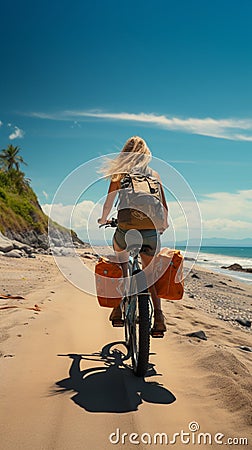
[113,227,161,256]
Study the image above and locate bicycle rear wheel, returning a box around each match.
[130,271,150,377]
[131,292,150,376]
[123,296,131,349]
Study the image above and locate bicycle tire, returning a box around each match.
[123,297,131,349]
[129,268,150,377]
[131,291,150,377]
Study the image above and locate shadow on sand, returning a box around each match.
[53,341,176,413]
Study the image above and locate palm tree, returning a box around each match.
[0,145,27,171]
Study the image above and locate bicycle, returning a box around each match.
[99,218,164,377]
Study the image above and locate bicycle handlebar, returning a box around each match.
[99,217,164,234]
[99,217,118,228]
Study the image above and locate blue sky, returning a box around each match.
[0,0,252,242]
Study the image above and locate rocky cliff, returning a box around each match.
[0,169,86,251]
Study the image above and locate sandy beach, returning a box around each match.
[0,250,251,449]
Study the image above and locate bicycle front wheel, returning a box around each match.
[131,290,150,377]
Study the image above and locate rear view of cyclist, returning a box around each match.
[98,136,169,332]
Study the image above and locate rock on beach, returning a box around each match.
[221,263,252,273]
[0,230,87,258]
[4,249,22,258]
[0,233,14,253]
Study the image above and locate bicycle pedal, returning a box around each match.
[151,329,164,338]
[112,319,124,327]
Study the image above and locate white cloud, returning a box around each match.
[202,218,252,232]
[42,189,252,244]
[42,200,102,232]
[168,189,252,239]
[70,120,82,129]
[29,109,252,141]
[42,200,119,244]
[232,134,252,142]
[42,191,49,199]
[199,190,252,222]
[30,112,60,120]
[9,126,25,140]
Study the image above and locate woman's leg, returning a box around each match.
[109,236,129,323]
[140,253,160,309]
[113,237,129,277]
[140,253,166,332]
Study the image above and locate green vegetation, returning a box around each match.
[0,145,84,246]
[0,145,27,171]
[0,145,48,235]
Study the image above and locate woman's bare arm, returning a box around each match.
[98,180,119,224]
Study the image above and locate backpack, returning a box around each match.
[117,171,164,230]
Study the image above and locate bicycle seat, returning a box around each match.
[125,229,143,254]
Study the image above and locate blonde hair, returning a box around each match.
[100,136,152,181]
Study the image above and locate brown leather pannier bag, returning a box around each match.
[153,248,184,300]
[95,257,123,308]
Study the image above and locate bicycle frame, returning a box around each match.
[126,250,153,317]
[99,219,156,377]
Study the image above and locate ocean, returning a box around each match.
[95,242,252,285]
[180,246,252,285]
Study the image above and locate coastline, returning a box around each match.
[0,251,251,448]
[1,252,251,338]
[181,246,252,285]
[184,263,252,333]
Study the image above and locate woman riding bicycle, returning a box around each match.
[98,136,169,332]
